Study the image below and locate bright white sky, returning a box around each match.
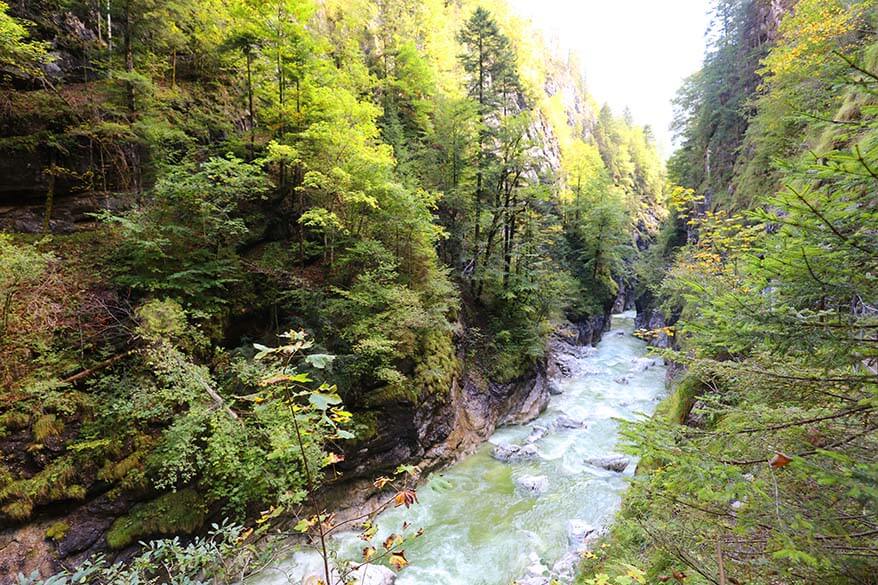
[509,0,711,157]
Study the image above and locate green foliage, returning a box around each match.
[669,0,770,208]
[27,521,256,584]
[601,12,878,583]
[101,155,268,314]
[0,1,49,77]
[136,298,190,343]
[0,235,51,342]
[0,0,667,565]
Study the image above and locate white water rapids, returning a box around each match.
[251,310,666,585]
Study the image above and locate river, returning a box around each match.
[252,310,666,585]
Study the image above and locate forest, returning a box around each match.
[0,0,875,584]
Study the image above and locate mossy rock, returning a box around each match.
[413,330,459,400]
[105,488,207,549]
[0,457,82,520]
[350,411,379,442]
[654,374,701,425]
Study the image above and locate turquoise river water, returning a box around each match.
[251,310,666,585]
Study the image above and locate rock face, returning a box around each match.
[585,455,630,473]
[0,524,55,578]
[515,475,549,496]
[547,321,604,380]
[634,288,678,349]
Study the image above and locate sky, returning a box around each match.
[509,0,711,157]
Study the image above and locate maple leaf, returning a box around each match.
[294,517,316,533]
[374,476,392,489]
[394,489,418,509]
[258,373,295,386]
[383,533,402,550]
[362,546,376,562]
[360,521,378,541]
[237,527,253,543]
[388,550,408,570]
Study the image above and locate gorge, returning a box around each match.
[1,1,876,584]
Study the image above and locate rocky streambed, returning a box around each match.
[251,310,666,585]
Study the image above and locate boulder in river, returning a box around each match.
[552,550,581,581]
[566,519,597,549]
[492,443,520,462]
[525,551,549,578]
[630,357,658,372]
[492,442,539,462]
[585,455,630,472]
[553,414,585,430]
[516,578,550,585]
[614,376,630,385]
[515,474,549,496]
[525,425,549,444]
[349,563,397,585]
[548,380,564,395]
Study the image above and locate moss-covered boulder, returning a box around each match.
[105,489,207,549]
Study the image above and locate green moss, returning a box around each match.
[363,382,419,407]
[350,411,379,442]
[105,488,207,549]
[33,414,64,442]
[654,374,701,425]
[45,520,70,541]
[2,500,32,520]
[0,457,82,520]
[99,450,145,482]
[0,464,12,489]
[0,411,31,432]
[413,330,459,399]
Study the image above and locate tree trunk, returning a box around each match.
[43,156,56,233]
[246,50,255,160]
[123,0,135,114]
[503,190,517,289]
